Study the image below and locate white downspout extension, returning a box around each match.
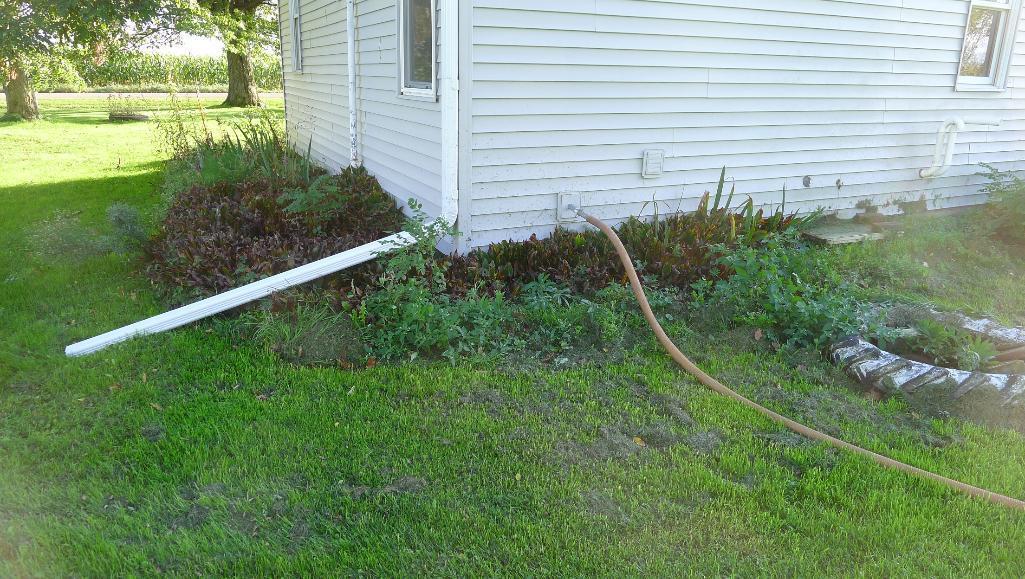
[920,117,1000,179]
[347,0,358,167]
[65,0,460,357]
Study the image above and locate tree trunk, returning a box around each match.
[4,61,39,121]
[223,51,260,107]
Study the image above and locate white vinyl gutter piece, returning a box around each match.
[920,117,1000,179]
[65,233,414,357]
[66,0,460,357]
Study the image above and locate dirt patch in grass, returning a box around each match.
[27,211,108,260]
[339,476,429,499]
[685,430,725,455]
[758,385,958,448]
[140,423,165,442]
[756,431,810,448]
[101,495,139,514]
[582,490,630,524]
[458,388,507,417]
[555,426,662,464]
[228,505,260,537]
[170,504,210,530]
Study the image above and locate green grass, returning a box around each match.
[824,213,1025,325]
[3,99,1025,575]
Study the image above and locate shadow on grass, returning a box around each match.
[0,162,167,225]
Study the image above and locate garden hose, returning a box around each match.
[572,206,1025,512]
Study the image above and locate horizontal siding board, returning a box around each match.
[282,0,443,218]
[470,158,1010,200]
[356,0,443,215]
[475,120,1025,150]
[471,151,977,190]
[469,0,1025,245]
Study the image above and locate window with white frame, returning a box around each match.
[290,0,303,72]
[956,0,1022,90]
[399,0,436,98]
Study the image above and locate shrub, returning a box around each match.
[25,52,87,92]
[155,100,318,191]
[146,176,404,299]
[695,232,892,349]
[978,163,1025,245]
[106,94,147,120]
[149,99,403,299]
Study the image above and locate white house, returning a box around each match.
[64,0,1025,356]
[278,0,1025,252]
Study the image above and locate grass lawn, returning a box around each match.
[2,99,1025,576]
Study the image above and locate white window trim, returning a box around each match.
[955,0,1022,92]
[290,0,303,73]
[397,0,437,101]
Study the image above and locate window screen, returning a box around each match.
[956,0,1022,89]
[290,0,302,72]
[402,0,434,92]
[960,6,1004,77]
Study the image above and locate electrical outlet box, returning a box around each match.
[642,149,665,179]
[558,192,581,222]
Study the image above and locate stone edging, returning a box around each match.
[830,336,1025,407]
[926,309,1025,347]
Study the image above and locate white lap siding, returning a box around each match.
[467,0,1025,248]
[281,0,443,216]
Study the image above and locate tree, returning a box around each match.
[0,0,178,120]
[186,0,277,107]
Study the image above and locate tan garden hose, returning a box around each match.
[574,207,1025,512]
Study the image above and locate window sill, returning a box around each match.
[954,83,1006,93]
[399,88,438,102]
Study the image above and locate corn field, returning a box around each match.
[31,49,282,92]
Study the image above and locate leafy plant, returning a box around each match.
[696,232,892,349]
[279,166,394,225]
[233,298,366,366]
[450,168,818,298]
[154,91,215,161]
[978,163,1025,245]
[146,178,403,300]
[906,319,999,372]
[106,93,146,119]
[521,274,573,309]
[359,204,521,364]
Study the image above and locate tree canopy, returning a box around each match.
[1,0,179,56]
[1,0,184,119]
[178,0,278,106]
